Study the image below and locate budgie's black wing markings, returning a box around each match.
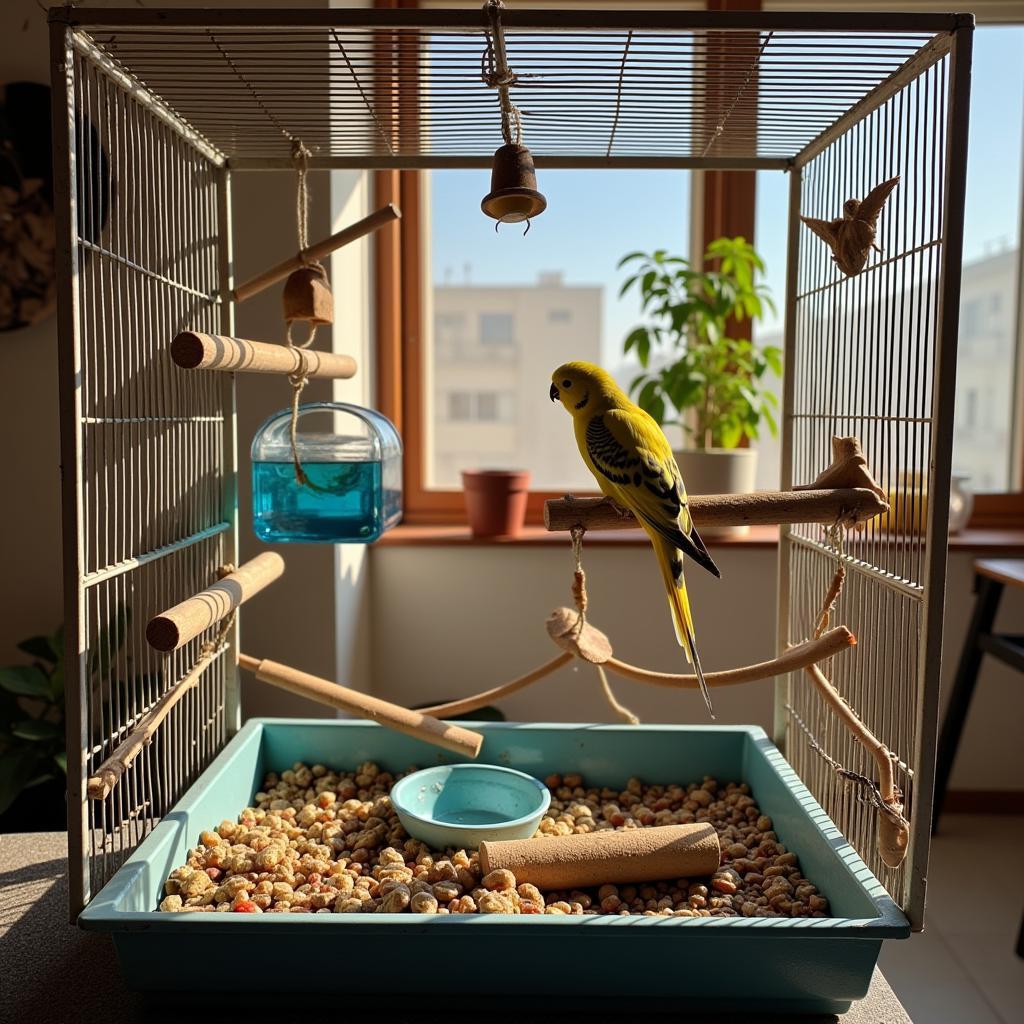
[585,412,721,580]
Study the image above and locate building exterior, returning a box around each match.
[431,272,603,489]
[951,247,1020,492]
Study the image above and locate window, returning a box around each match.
[447,392,473,422]
[479,313,515,346]
[949,25,1024,505]
[420,169,690,496]
[751,24,1024,521]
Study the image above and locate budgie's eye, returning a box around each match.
[562,379,572,389]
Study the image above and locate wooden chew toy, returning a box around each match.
[238,654,484,760]
[479,823,720,890]
[146,552,285,652]
[171,332,357,379]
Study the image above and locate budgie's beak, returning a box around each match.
[549,382,560,403]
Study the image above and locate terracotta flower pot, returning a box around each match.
[462,469,531,538]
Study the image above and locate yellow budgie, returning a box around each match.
[550,361,721,718]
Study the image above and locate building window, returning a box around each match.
[479,313,515,346]
[548,309,572,324]
[476,392,499,422]
[447,392,473,422]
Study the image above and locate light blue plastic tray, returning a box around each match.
[80,720,908,1014]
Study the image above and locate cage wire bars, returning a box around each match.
[49,6,971,927]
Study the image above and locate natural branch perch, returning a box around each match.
[804,663,909,868]
[239,654,483,759]
[418,653,574,719]
[417,626,855,721]
[146,553,284,653]
[171,332,356,379]
[232,203,400,303]
[607,626,856,689]
[87,643,226,799]
[544,489,888,533]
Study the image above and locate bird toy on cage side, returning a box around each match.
[800,176,900,277]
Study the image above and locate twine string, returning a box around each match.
[285,140,326,489]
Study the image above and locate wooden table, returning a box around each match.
[0,832,914,1023]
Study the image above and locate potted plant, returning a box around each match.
[0,625,68,831]
[619,238,781,532]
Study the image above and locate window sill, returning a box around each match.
[376,524,1024,551]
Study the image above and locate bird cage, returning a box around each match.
[49,4,971,934]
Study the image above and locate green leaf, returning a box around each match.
[618,274,639,299]
[616,251,646,269]
[0,665,52,699]
[0,748,41,815]
[17,636,57,664]
[11,719,60,742]
[53,751,67,775]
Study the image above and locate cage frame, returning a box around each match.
[48,5,972,930]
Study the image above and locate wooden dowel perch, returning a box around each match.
[171,332,356,379]
[87,643,226,799]
[232,203,400,303]
[544,488,887,533]
[146,553,284,653]
[803,663,909,868]
[239,655,483,759]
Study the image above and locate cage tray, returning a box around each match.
[80,721,908,1014]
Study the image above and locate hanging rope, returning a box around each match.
[570,525,587,635]
[286,140,323,489]
[813,518,847,639]
[481,0,522,147]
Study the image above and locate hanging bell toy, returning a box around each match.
[481,143,547,226]
[282,263,334,330]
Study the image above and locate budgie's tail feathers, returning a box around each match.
[636,509,721,580]
[653,539,715,719]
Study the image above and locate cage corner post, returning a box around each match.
[906,18,974,932]
[49,14,88,921]
[216,164,241,737]
[773,162,802,751]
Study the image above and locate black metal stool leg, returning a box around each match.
[932,575,1003,833]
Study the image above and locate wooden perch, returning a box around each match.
[417,626,855,721]
[146,553,284,653]
[804,663,909,868]
[544,488,887,533]
[171,331,356,379]
[87,643,225,800]
[239,654,483,759]
[232,203,400,303]
[608,626,856,689]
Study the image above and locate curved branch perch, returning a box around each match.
[417,652,574,718]
[607,626,856,689]
[544,489,887,533]
[804,663,909,868]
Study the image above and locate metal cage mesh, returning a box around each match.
[781,47,965,927]
[55,31,236,912]
[50,8,970,925]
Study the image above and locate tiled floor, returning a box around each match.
[880,814,1024,1023]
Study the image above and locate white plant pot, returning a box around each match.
[673,447,759,538]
